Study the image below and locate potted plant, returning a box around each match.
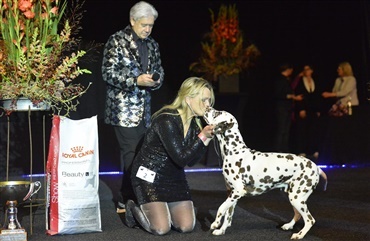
[189,4,260,92]
[0,0,92,115]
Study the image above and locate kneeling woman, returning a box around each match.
[125,77,215,235]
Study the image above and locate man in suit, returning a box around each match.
[102,1,164,212]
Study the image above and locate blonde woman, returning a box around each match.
[125,77,215,235]
[322,62,359,106]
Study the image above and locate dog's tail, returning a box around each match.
[318,167,328,191]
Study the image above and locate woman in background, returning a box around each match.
[293,65,322,158]
[321,61,359,164]
[322,61,359,114]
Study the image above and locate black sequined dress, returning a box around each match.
[131,109,207,205]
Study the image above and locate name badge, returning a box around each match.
[136,166,156,183]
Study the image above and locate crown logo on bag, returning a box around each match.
[71,146,84,153]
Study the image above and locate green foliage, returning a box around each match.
[0,0,94,115]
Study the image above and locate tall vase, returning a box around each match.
[218,73,240,93]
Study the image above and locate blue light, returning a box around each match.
[23,173,45,178]
[185,168,222,173]
[99,171,122,176]
[23,171,123,178]
[21,163,370,178]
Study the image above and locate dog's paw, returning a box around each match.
[290,232,304,239]
[210,221,220,230]
[281,220,295,230]
[212,229,225,236]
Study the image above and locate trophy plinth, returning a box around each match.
[0,229,27,241]
[0,181,41,241]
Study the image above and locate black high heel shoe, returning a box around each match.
[125,200,152,232]
[124,200,137,228]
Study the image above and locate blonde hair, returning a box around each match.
[338,62,353,76]
[153,77,215,127]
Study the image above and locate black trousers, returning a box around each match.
[274,106,292,153]
[114,121,146,203]
[292,113,321,155]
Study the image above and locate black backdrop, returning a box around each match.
[76,0,370,117]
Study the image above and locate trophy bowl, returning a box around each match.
[0,181,41,207]
[0,180,41,232]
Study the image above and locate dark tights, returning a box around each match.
[129,200,195,235]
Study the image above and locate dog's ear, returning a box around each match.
[214,121,234,134]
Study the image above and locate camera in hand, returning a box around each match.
[152,72,160,81]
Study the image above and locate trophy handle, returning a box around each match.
[23,181,41,202]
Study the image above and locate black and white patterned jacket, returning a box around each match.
[102,25,164,128]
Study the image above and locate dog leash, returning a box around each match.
[212,138,222,168]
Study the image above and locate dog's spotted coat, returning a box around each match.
[204,107,327,240]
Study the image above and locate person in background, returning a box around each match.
[292,65,322,159]
[320,61,359,164]
[273,63,303,153]
[322,61,359,114]
[101,1,164,212]
[124,77,215,235]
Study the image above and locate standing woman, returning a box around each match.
[321,62,359,163]
[125,77,215,235]
[322,61,359,112]
[293,65,322,158]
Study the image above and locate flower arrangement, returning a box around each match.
[0,0,91,115]
[189,4,260,82]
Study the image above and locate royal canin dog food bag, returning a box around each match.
[46,115,101,235]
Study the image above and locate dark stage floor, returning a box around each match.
[3,165,370,241]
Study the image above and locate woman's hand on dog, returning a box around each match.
[202,124,215,138]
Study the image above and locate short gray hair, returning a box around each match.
[130,1,158,21]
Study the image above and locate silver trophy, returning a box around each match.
[0,181,41,240]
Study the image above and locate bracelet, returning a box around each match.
[198,133,207,142]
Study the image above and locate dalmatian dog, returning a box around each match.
[203,107,327,240]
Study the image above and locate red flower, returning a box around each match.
[190,4,260,81]
[50,6,58,15]
[23,10,35,19]
[18,0,32,12]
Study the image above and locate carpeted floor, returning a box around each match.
[2,166,370,241]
